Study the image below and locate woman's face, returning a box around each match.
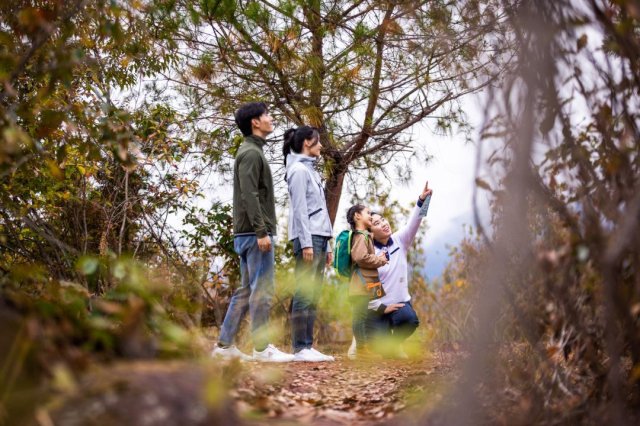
[306,136,322,158]
[371,213,392,240]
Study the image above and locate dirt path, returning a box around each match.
[46,350,458,426]
[230,352,457,425]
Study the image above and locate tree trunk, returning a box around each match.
[325,162,347,227]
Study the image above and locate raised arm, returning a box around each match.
[395,181,433,248]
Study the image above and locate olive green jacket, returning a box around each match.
[232,135,277,238]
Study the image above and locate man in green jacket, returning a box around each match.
[212,102,294,362]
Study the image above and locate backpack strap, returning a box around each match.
[353,230,369,244]
[354,267,367,285]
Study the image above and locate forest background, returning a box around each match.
[1,0,639,425]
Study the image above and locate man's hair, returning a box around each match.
[235,102,268,136]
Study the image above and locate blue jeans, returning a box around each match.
[219,235,274,350]
[291,235,329,352]
[367,301,419,344]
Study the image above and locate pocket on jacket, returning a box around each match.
[308,208,322,218]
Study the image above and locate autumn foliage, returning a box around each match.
[1,0,640,425]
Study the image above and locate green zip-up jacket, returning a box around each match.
[233,135,277,238]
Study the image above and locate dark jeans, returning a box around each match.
[291,235,329,352]
[350,295,371,350]
[367,301,420,346]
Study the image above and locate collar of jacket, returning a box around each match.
[374,236,394,249]
[286,152,317,168]
[245,134,267,148]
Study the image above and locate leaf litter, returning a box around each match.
[227,351,459,425]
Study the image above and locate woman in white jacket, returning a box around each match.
[283,126,334,362]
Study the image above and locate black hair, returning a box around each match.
[282,126,320,166]
[235,102,268,136]
[346,204,366,230]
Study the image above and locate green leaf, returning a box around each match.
[112,261,127,280]
[77,256,99,275]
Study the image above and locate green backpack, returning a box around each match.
[333,230,367,277]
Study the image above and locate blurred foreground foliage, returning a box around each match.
[429,1,640,424]
[0,257,207,424]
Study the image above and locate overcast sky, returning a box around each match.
[332,93,490,281]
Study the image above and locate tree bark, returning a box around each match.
[325,160,347,227]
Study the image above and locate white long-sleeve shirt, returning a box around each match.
[368,197,430,312]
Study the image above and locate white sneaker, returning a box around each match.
[309,348,335,362]
[347,336,357,360]
[294,348,326,362]
[253,344,295,363]
[211,345,252,361]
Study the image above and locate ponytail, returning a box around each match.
[282,128,296,163]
